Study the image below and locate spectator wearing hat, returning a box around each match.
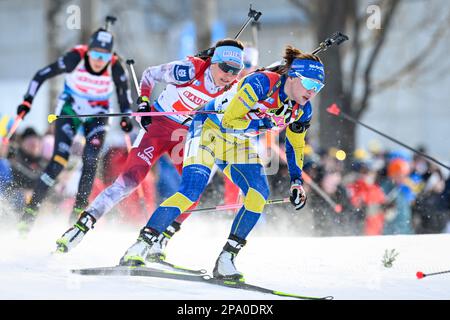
[381,157,415,235]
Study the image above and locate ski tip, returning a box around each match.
[416,271,425,279]
[70,268,98,275]
[50,250,64,256]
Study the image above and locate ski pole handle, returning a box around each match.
[105,15,117,31]
[311,32,349,55]
[234,4,262,39]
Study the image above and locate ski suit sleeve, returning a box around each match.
[23,49,82,103]
[139,59,196,98]
[111,56,132,113]
[285,102,312,182]
[221,73,270,130]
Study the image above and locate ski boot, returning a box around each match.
[213,235,247,281]
[146,221,181,263]
[119,227,160,267]
[69,207,84,224]
[17,208,38,236]
[55,211,96,253]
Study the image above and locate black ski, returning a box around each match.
[71,266,333,300]
[147,258,207,275]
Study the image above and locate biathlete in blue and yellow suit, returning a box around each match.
[119,46,326,280]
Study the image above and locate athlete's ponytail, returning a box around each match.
[283,45,321,69]
[259,45,322,75]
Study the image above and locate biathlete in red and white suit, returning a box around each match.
[55,39,245,254]
[18,27,133,233]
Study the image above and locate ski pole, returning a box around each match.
[416,269,450,279]
[186,198,290,214]
[311,32,349,55]
[47,110,222,124]
[126,59,141,96]
[251,20,260,49]
[269,140,342,213]
[2,111,26,145]
[195,4,262,59]
[327,103,450,171]
[302,173,343,213]
[263,31,349,73]
[234,4,262,39]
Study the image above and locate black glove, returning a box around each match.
[120,116,133,133]
[136,96,152,131]
[260,116,276,130]
[289,178,307,210]
[17,100,32,118]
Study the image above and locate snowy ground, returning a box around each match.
[0,211,449,300]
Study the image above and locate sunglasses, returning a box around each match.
[217,62,242,75]
[89,50,112,62]
[292,72,325,93]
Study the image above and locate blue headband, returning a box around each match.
[288,59,325,83]
[211,45,244,68]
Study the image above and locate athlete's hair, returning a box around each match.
[196,39,245,60]
[214,38,244,50]
[264,45,322,75]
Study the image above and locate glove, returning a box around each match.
[120,116,133,133]
[136,96,152,131]
[289,178,307,210]
[17,100,32,118]
[260,116,276,130]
